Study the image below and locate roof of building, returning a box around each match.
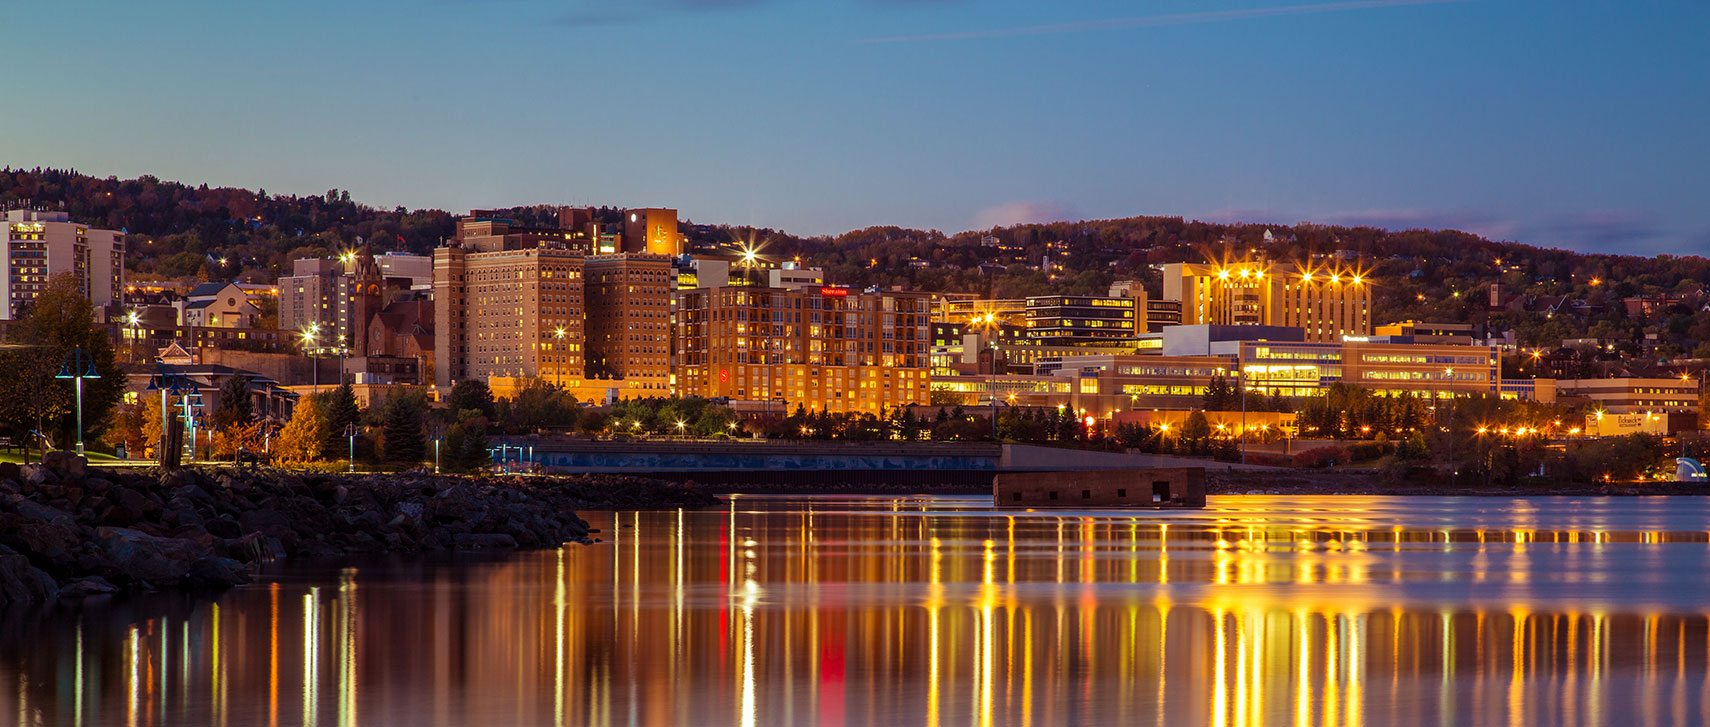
[187,282,231,298]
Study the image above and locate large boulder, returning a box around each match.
[41,451,86,478]
[239,509,299,547]
[186,557,250,589]
[453,533,517,550]
[58,576,118,599]
[9,500,84,572]
[95,527,211,587]
[0,553,58,605]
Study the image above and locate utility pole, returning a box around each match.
[1239,365,1247,465]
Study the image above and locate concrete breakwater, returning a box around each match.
[0,456,717,607]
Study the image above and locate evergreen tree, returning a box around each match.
[381,392,426,464]
[1202,372,1233,411]
[215,374,254,429]
[448,378,495,419]
[319,380,361,460]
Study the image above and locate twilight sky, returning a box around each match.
[2,0,1706,253]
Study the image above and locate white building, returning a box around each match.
[1,210,125,320]
[376,251,432,289]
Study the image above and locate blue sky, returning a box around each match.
[2,0,1706,253]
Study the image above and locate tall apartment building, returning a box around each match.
[433,244,584,388]
[2,210,124,319]
[1162,261,1371,342]
[584,254,673,392]
[674,285,933,414]
[279,258,352,343]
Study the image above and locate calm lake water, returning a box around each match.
[5,495,1710,726]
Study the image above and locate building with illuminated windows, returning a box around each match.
[1162,260,1372,342]
[432,242,584,390]
[433,211,694,400]
[929,326,1552,424]
[584,254,673,392]
[2,210,124,320]
[674,285,933,414]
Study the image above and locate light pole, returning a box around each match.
[430,422,444,474]
[1238,365,1248,465]
[345,422,357,472]
[124,311,141,364]
[303,323,321,394]
[554,328,566,388]
[55,348,101,456]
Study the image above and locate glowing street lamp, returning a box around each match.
[124,310,142,363]
[302,323,322,394]
[554,328,567,388]
[55,349,101,456]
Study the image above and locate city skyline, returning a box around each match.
[3,0,1705,253]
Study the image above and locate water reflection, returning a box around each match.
[5,495,1710,726]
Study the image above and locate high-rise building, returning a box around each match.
[432,244,584,388]
[1161,261,1372,342]
[584,254,673,392]
[278,258,351,344]
[1,210,124,320]
[674,285,933,414]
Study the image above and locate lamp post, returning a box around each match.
[124,311,141,364]
[554,328,566,388]
[303,323,321,395]
[345,422,357,472]
[430,422,445,474]
[55,348,102,456]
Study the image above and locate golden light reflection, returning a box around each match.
[9,499,1710,725]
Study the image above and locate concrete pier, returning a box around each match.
[993,467,1206,508]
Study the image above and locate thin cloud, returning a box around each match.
[972,201,1076,229]
[860,0,1475,43]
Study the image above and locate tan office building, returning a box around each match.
[675,285,933,414]
[1162,261,1372,342]
[433,245,585,388]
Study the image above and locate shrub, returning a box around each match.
[1344,441,1396,462]
[1292,446,1346,469]
[1244,452,1294,467]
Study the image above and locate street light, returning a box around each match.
[55,349,101,456]
[554,328,566,388]
[124,310,141,363]
[302,323,321,394]
[345,423,357,472]
[429,422,445,473]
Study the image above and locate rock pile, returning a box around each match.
[0,457,717,607]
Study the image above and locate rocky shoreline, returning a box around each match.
[0,455,718,607]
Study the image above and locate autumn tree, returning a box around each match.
[276,398,325,464]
